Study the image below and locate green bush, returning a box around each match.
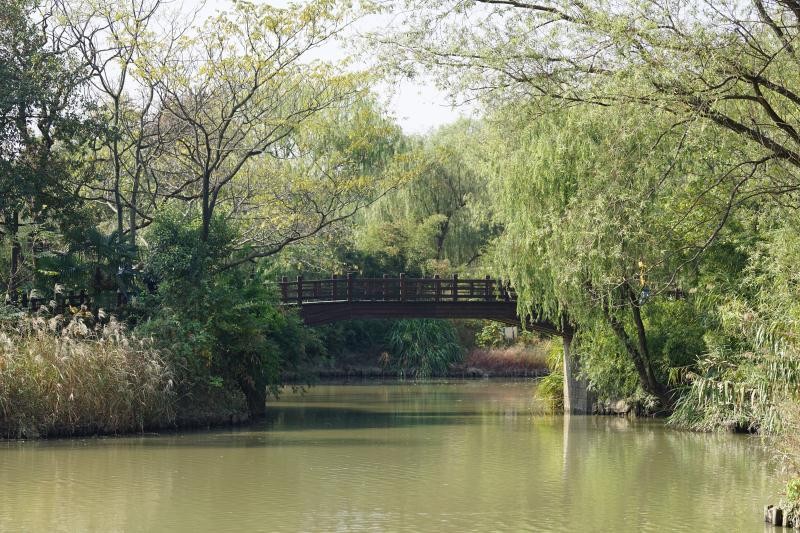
[534,341,564,412]
[475,322,507,349]
[137,211,323,418]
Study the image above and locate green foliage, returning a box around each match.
[387,319,462,378]
[535,341,564,412]
[356,120,497,275]
[574,324,640,402]
[137,211,323,417]
[475,322,507,349]
[669,210,800,432]
[315,320,393,359]
[0,0,93,294]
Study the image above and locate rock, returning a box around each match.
[769,507,783,526]
[465,367,489,378]
[609,400,632,414]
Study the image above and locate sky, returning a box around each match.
[181,0,472,135]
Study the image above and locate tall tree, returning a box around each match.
[358,120,499,274]
[151,0,373,246]
[487,101,741,408]
[61,0,180,247]
[0,0,89,296]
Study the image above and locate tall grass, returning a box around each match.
[387,319,463,378]
[534,341,564,412]
[0,314,175,438]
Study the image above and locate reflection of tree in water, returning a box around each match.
[558,415,775,529]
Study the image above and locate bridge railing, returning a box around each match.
[279,274,516,305]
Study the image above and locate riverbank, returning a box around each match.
[1,334,549,439]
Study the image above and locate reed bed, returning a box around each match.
[0,315,175,438]
[462,341,551,375]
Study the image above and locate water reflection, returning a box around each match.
[0,381,780,532]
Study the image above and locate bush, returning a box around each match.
[0,316,174,438]
[475,322,507,348]
[137,210,324,418]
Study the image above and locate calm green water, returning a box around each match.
[0,381,782,532]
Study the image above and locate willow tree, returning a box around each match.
[357,120,499,275]
[379,0,800,210]
[487,102,743,410]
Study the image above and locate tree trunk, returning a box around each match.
[627,288,665,399]
[602,301,671,409]
[129,171,139,247]
[8,210,21,295]
[201,175,211,242]
[238,377,268,419]
[561,318,594,414]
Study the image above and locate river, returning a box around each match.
[0,381,780,532]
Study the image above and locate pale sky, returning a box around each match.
[180,0,472,135]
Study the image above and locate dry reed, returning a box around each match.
[462,341,551,375]
[0,315,175,438]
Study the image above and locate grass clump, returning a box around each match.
[0,313,175,438]
[533,341,564,412]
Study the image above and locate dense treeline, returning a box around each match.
[378,0,800,514]
[2,0,800,510]
[0,0,406,434]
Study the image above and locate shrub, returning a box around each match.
[475,322,507,348]
[138,210,324,418]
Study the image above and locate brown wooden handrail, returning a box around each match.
[278,274,517,305]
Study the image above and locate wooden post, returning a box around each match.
[296,275,304,306]
[485,275,492,301]
[452,274,458,302]
[400,273,406,302]
[347,273,354,302]
[280,277,288,302]
[434,274,441,302]
[382,274,389,300]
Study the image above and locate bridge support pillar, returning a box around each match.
[562,325,594,415]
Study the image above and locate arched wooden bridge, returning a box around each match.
[278,274,560,336]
